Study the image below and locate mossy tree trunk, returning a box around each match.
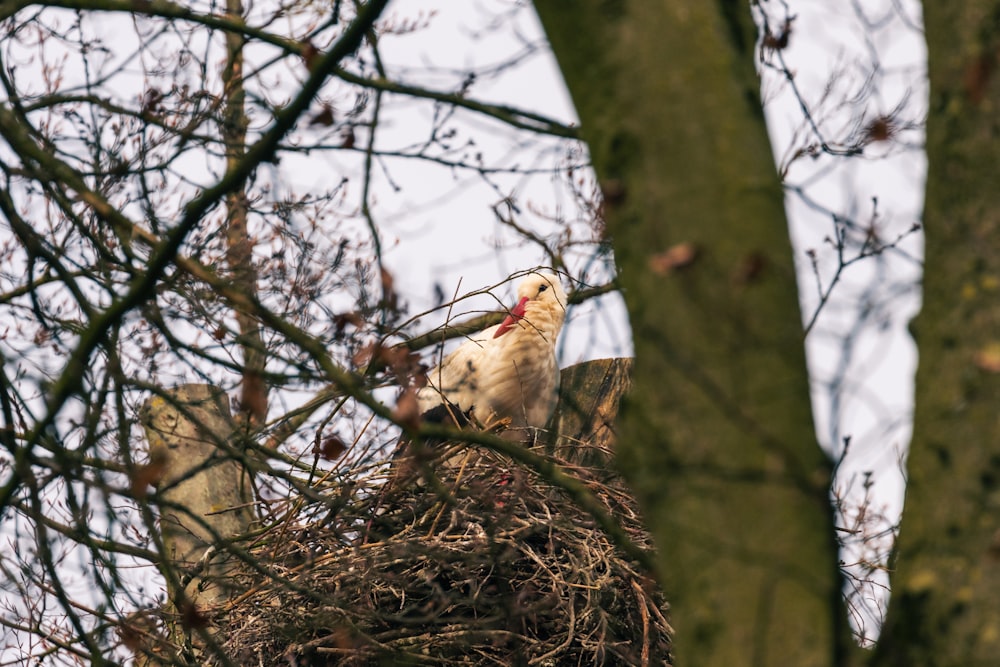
[535,3,855,665]
[873,3,1000,665]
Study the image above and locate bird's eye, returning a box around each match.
[538,284,549,293]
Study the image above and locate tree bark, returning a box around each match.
[874,3,1000,665]
[535,3,854,664]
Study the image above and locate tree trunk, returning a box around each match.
[535,3,855,665]
[873,3,1000,665]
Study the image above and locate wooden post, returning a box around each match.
[140,384,254,611]
[550,358,633,468]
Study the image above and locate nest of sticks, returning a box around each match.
[214,436,673,666]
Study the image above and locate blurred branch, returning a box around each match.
[332,68,580,139]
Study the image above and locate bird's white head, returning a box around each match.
[494,271,567,339]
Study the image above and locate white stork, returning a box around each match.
[416,271,567,439]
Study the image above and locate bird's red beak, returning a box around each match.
[494,296,529,338]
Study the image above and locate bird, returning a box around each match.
[416,271,567,440]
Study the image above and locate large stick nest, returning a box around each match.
[215,439,673,665]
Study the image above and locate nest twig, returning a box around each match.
[209,440,673,666]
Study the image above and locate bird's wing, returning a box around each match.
[479,331,560,429]
[417,326,500,414]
